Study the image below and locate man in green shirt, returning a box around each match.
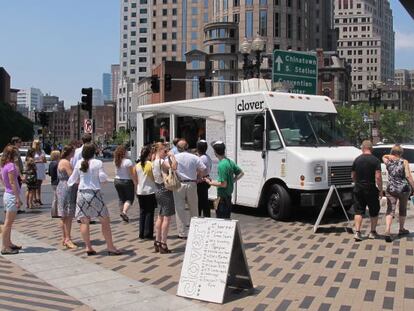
[205,141,244,219]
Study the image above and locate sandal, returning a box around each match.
[86,250,97,256]
[399,228,410,236]
[10,244,22,250]
[154,241,161,253]
[120,213,129,223]
[63,241,78,249]
[107,249,122,256]
[159,242,171,254]
[1,248,19,255]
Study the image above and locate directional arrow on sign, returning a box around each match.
[275,56,283,71]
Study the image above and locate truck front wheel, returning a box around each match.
[267,184,291,221]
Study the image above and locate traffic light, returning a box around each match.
[199,76,206,93]
[164,74,172,91]
[81,87,93,118]
[150,75,160,93]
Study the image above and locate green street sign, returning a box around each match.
[272,50,318,95]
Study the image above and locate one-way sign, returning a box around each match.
[272,50,318,95]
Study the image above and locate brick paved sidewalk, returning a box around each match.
[0,256,90,311]
[4,183,414,310]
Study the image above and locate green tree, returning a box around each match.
[336,103,371,145]
[378,109,412,143]
[336,104,413,145]
[0,102,34,150]
[112,128,129,145]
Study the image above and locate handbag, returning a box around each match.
[160,158,181,191]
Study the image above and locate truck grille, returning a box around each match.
[328,166,353,186]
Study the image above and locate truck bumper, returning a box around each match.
[300,188,353,207]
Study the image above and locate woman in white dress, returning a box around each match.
[68,143,121,256]
[32,140,46,205]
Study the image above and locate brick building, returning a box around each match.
[316,49,352,105]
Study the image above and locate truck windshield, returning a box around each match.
[272,110,352,147]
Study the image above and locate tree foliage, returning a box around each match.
[336,103,413,145]
[0,102,33,150]
[112,128,129,146]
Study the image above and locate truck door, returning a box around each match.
[235,113,267,207]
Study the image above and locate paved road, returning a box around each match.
[2,173,414,310]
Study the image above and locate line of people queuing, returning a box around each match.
[0,134,244,256]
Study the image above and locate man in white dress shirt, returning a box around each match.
[173,139,206,238]
[71,134,92,168]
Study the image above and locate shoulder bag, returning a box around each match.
[160,158,181,191]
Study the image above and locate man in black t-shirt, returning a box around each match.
[352,140,383,241]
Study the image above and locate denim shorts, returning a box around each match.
[3,192,18,213]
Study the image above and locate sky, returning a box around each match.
[0,0,413,106]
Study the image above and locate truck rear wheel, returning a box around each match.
[267,184,291,221]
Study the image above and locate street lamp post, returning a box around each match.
[367,81,383,143]
[239,34,266,79]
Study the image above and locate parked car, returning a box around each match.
[102,145,117,158]
[372,144,414,189]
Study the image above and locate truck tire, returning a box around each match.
[266,184,291,221]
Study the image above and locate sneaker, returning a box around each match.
[384,234,392,243]
[354,231,363,242]
[368,231,379,239]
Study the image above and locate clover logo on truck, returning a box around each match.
[237,99,264,113]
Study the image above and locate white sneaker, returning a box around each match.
[354,231,363,241]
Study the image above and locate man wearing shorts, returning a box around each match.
[352,140,383,241]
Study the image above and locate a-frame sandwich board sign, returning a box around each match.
[177,218,253,304]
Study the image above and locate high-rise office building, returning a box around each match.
[92,89,104,106]
[334,0,394,90]
[210,0,336,53]
[117,0,208,129]
[111,64,120,102]
[17,88,43,111]
[102,73,112,101]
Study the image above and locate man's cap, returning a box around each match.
[211,140,225,147]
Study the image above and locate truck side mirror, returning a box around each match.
[253,124,264,150]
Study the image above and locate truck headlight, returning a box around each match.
[314,164,323,175]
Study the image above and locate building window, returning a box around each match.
[172,8,177,15]
[139,67,146,72]
[139,47,147,52]
[139,28,147,33]
[245,11,253,38]
[192,19,198,27]
[162,9,168,16]
[259,0,267,5]
[297,16,301,40]
[191,60,200,69]
[172,44,177,51]
[162,45,167,52]
[139,37,147,43]
[140,8,147,14]
[259,11,267,36]
[172,32,177,39]
[192,8,198,14]
[131,50,136,55]
[139,57,147,62]
[162,33,167,40]
[246,0,253,5]
[287,14,292,39]
[274,13,280,37]
[162,21,167,27]
[139,18,147,23]
[172,20,177,27]
[191,32,198,40]
[131,31,136,36]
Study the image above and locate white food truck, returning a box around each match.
[135,91,361,220]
